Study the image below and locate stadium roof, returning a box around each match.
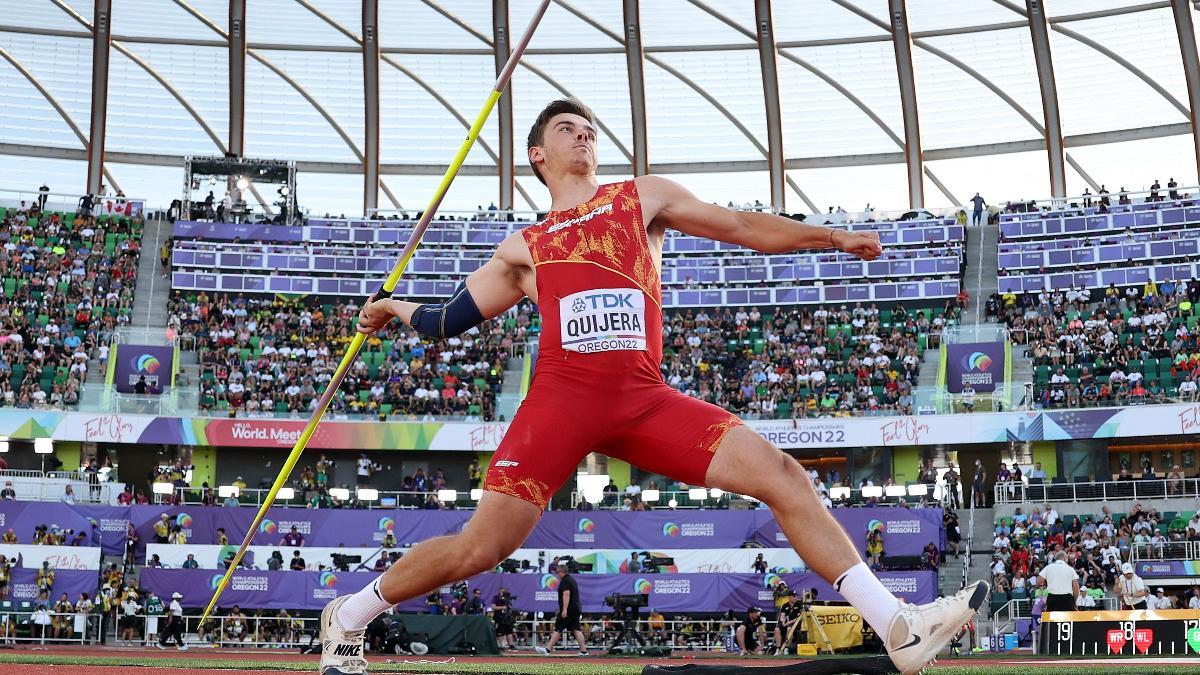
[2,0,1199,217]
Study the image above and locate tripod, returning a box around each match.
[610,606,646,652]
[797,605,835,654]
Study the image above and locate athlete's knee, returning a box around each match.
[454,536,514,576]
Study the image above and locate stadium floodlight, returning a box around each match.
[884,485,907,498]
[277,487,295,500]
[437,489,457,503]
[218,485,240,498]
[861,486,884,499]
[34,438,53,454]
[470,489,483,501]
[668,499,678,509]
[642,489,660,503]
[907,483,929,497]
[357,488,379,501]
[830,487,851,500]
[328,488,350,500]
[236,177,250,190]
[709,488,724,499]
[0,440,8,453]
[151,482,173,495]
[688,488,708,501]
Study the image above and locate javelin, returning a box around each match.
[199,0,552,626]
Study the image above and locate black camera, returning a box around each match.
[450,581,469,600]
[604,593,648,610]
[331,553,362,572]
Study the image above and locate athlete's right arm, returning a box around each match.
[356,232,533,336]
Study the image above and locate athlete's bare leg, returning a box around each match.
[375,491,541,603]
[704,426,860,581]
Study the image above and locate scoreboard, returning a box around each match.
[1041,609,1200,656]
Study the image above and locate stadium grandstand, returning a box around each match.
[5,2,1200,674]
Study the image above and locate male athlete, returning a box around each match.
[320,99,987,674]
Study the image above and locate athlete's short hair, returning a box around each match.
[527,98,596,185]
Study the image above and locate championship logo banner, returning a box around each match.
[945,342,1006,393]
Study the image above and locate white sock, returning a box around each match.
[336,578,393,631]
[833,562,902,634]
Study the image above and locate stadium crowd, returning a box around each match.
[661,302,958,418]
[0,201,139,409]
[168,292,536,420]
[987,279,1200,407]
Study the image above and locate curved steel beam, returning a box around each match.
[363,0,381,214]
[553,0,817,211]
[420,0,634,162]
[885,0,924,208]
[1170,0,1200,183]
[286,0,536,210]
[112,43,228,153]
[688,0,955,208]
[755,0,786,212]
[1026,0,1066,198]
[623,0,649,176]
[493,0,514,211]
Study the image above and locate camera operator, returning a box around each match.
[736,606,766,655]
[535,564,587,656]
[466,588,485,615]
[773,590,803,655]
[491,587,517,650]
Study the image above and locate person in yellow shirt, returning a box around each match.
[36,561,55,593]
[153,514,170,543]
[0,554,10,600]
[647,608,666,643]
[1,529,15,544]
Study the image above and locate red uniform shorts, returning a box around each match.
[483,372,742,510]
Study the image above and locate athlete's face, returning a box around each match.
[530,113,598,179]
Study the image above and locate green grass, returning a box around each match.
[0,654,1198,674]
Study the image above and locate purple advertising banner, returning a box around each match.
[945,341,1006,393]
[1135,560,1200,577]
[7,569,97,604]
[0,504,943,562]
[139,569,937,613]
[174,221,304,242]
[113,344,175,394]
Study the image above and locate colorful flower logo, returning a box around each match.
[377,516,395,532]
[634,578,653,594]
[209,574,225,590]
[963,351,992,372]
[259,519,277,534]
[577,518,595,533]
[867,519,885,534]
[175,513,192,528]
[662,522,681,537]
[136,354,161,374]
[540,574,559,591]
[319,571,338,588]
[763,573,783,589]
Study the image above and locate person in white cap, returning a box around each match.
[1115,562,1148,610]
[1154,588,1175,610]
[157,591,187,650]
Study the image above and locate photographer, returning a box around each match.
[466,588,485,615]
[752,553,769,574]
[491,587,517,650]
[736,606,766,655]
[773,591,803,656]
[535,564,587,656]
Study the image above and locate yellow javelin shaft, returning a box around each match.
[199,0,551,625]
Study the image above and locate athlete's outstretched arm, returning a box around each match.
[357,233,531,336]
[637,175,882,259]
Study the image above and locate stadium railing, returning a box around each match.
[1130,540,1196,563]
[992,477,1200,504]
[0,609,101,645]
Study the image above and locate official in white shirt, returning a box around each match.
[1038,551,1079,611]
[1116,562,1149,610]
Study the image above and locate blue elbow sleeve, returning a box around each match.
[410,282,485,338]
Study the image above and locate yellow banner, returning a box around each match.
[800,605,863,650]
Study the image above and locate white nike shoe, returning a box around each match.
[534,646,549,655]
[884,580,988,675]
[319,595,368,675]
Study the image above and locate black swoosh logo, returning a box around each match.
[897,633,922,651]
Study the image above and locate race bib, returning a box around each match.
[559,288,647,353]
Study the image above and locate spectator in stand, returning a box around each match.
[970,193,986,227]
